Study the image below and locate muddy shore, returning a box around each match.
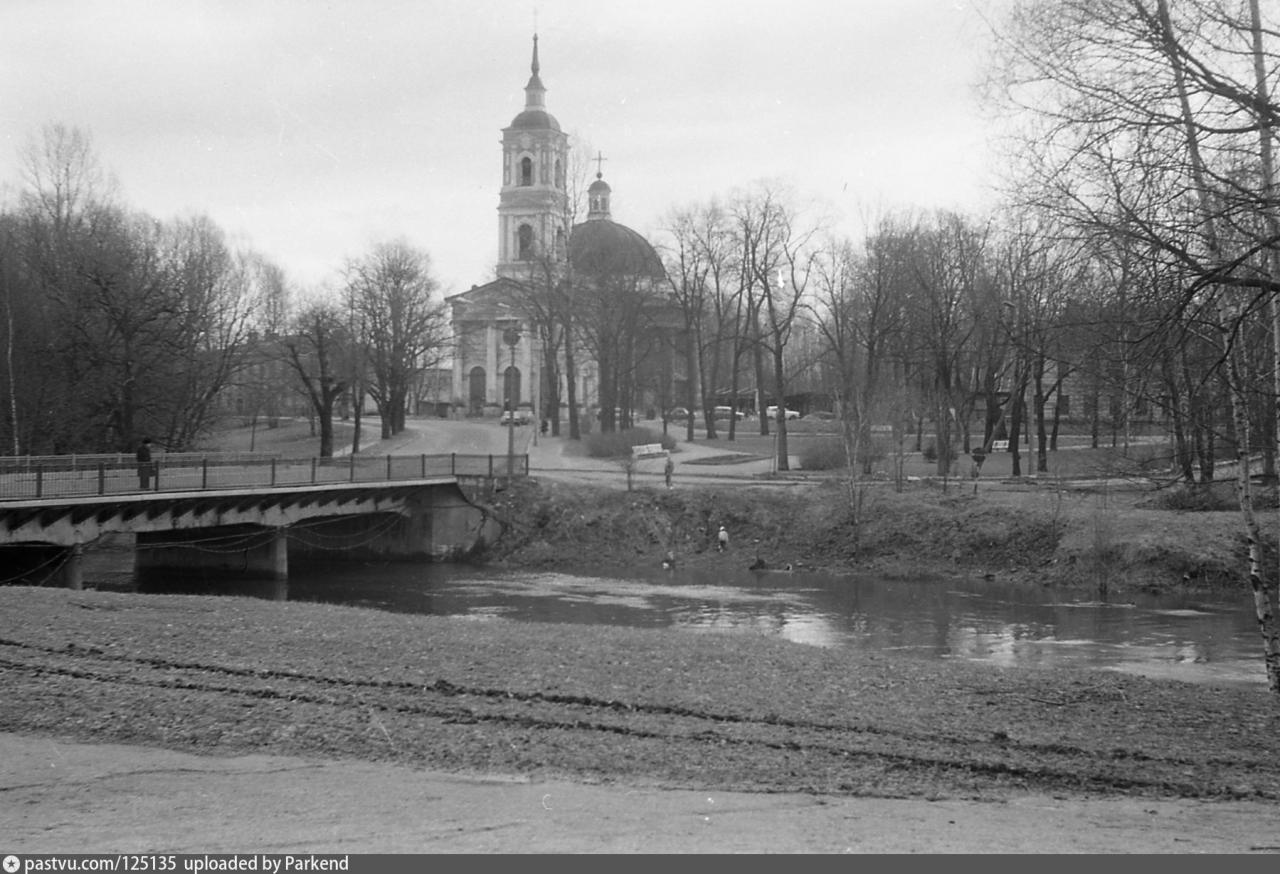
[3,583,1278,796]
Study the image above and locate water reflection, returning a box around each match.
[106,558,1268,687]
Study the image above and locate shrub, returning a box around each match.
[798,437,847,470]
[922,442,958,464]
[1151,482,1239,511]
[857,438,889,467]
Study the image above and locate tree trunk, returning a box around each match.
[772,345,789,472]
[351,384,363,455]
[564,310,580,441]
[1161,0,1279,691]
[318,397,335,459]
[1033,351,1049,474]
[1245,0,1280,690]
[1009,381,1027,479]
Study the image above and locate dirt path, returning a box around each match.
[4,733,1278,853]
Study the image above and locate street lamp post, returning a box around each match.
[503,327,520,481]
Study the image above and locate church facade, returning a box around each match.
[445,36,681,431]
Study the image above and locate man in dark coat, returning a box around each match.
[136,437,153,490]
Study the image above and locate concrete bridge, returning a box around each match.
[0,452,525,588]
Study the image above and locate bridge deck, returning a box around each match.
[0,452,528,501]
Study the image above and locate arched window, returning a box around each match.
[555,158,564,189]
[518,224,534,260]
[468,367,486,416]
[554,227,566,259]
[520,156,533,186]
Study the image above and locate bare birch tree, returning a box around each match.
[988,0,1280,689]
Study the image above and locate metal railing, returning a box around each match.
[0,452,530,501]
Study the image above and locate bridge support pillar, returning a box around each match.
[62,543,84,590]
[288,494,499,566]
[265,527,288,579]
[136,525,289,582]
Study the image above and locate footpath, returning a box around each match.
[5,733,1279,853]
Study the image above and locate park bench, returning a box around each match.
[632,443,668,459]
[991,440,1009,451]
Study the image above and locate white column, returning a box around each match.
[523,333,533,409]
[451,323,464,409]
[486,324,499,406]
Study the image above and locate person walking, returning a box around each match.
[717,524,729,552]
[664,456,674,489]
[136,437,154,490]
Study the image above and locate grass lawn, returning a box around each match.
[677,421,1174,482]
[197,417,376,454]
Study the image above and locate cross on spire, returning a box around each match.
[593,150,607,178]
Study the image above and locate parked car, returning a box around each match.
[499,409,530,425]
[713,405,745,421]
[665,407,691,420]
[766,405,801,420]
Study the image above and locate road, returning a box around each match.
[377,417,797,490]
[5,733,1277,853]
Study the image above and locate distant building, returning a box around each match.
[446,35,680,430]
[219,331,310,423]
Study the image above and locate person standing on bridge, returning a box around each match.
[136,437,154,490]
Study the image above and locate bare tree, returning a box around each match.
[730,182,821,470]
[345,240,450,438]
[8,124,264,453]
[235,254,293,442]
[901,212,989,480]
[282,301,349,458]
[158,215,259,448]
[661,205,710,441]
[988,0,1280,689]
[661,199,743,439]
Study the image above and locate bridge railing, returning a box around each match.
[0,452,530,501]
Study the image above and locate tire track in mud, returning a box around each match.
[1,636,1267,800]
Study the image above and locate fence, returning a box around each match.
[0,452,530,500]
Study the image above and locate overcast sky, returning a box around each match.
[0,0,1011,296]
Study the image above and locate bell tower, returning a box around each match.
[497,34,569,278]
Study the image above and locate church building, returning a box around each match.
[446,35,678,433]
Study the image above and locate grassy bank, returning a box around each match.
[1,587,1277,801]
[480,476,1264,595]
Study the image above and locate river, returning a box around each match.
[78,551,1268,689]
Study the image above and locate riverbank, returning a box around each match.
[479,474,1262,596]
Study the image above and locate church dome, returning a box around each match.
[569,219,666,280]
[509,108,561,131]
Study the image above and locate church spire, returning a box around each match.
[498,32,568,276]
[524,34,546,112]
[587,155,612,222]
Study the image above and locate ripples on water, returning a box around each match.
[77,549,1269,688]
